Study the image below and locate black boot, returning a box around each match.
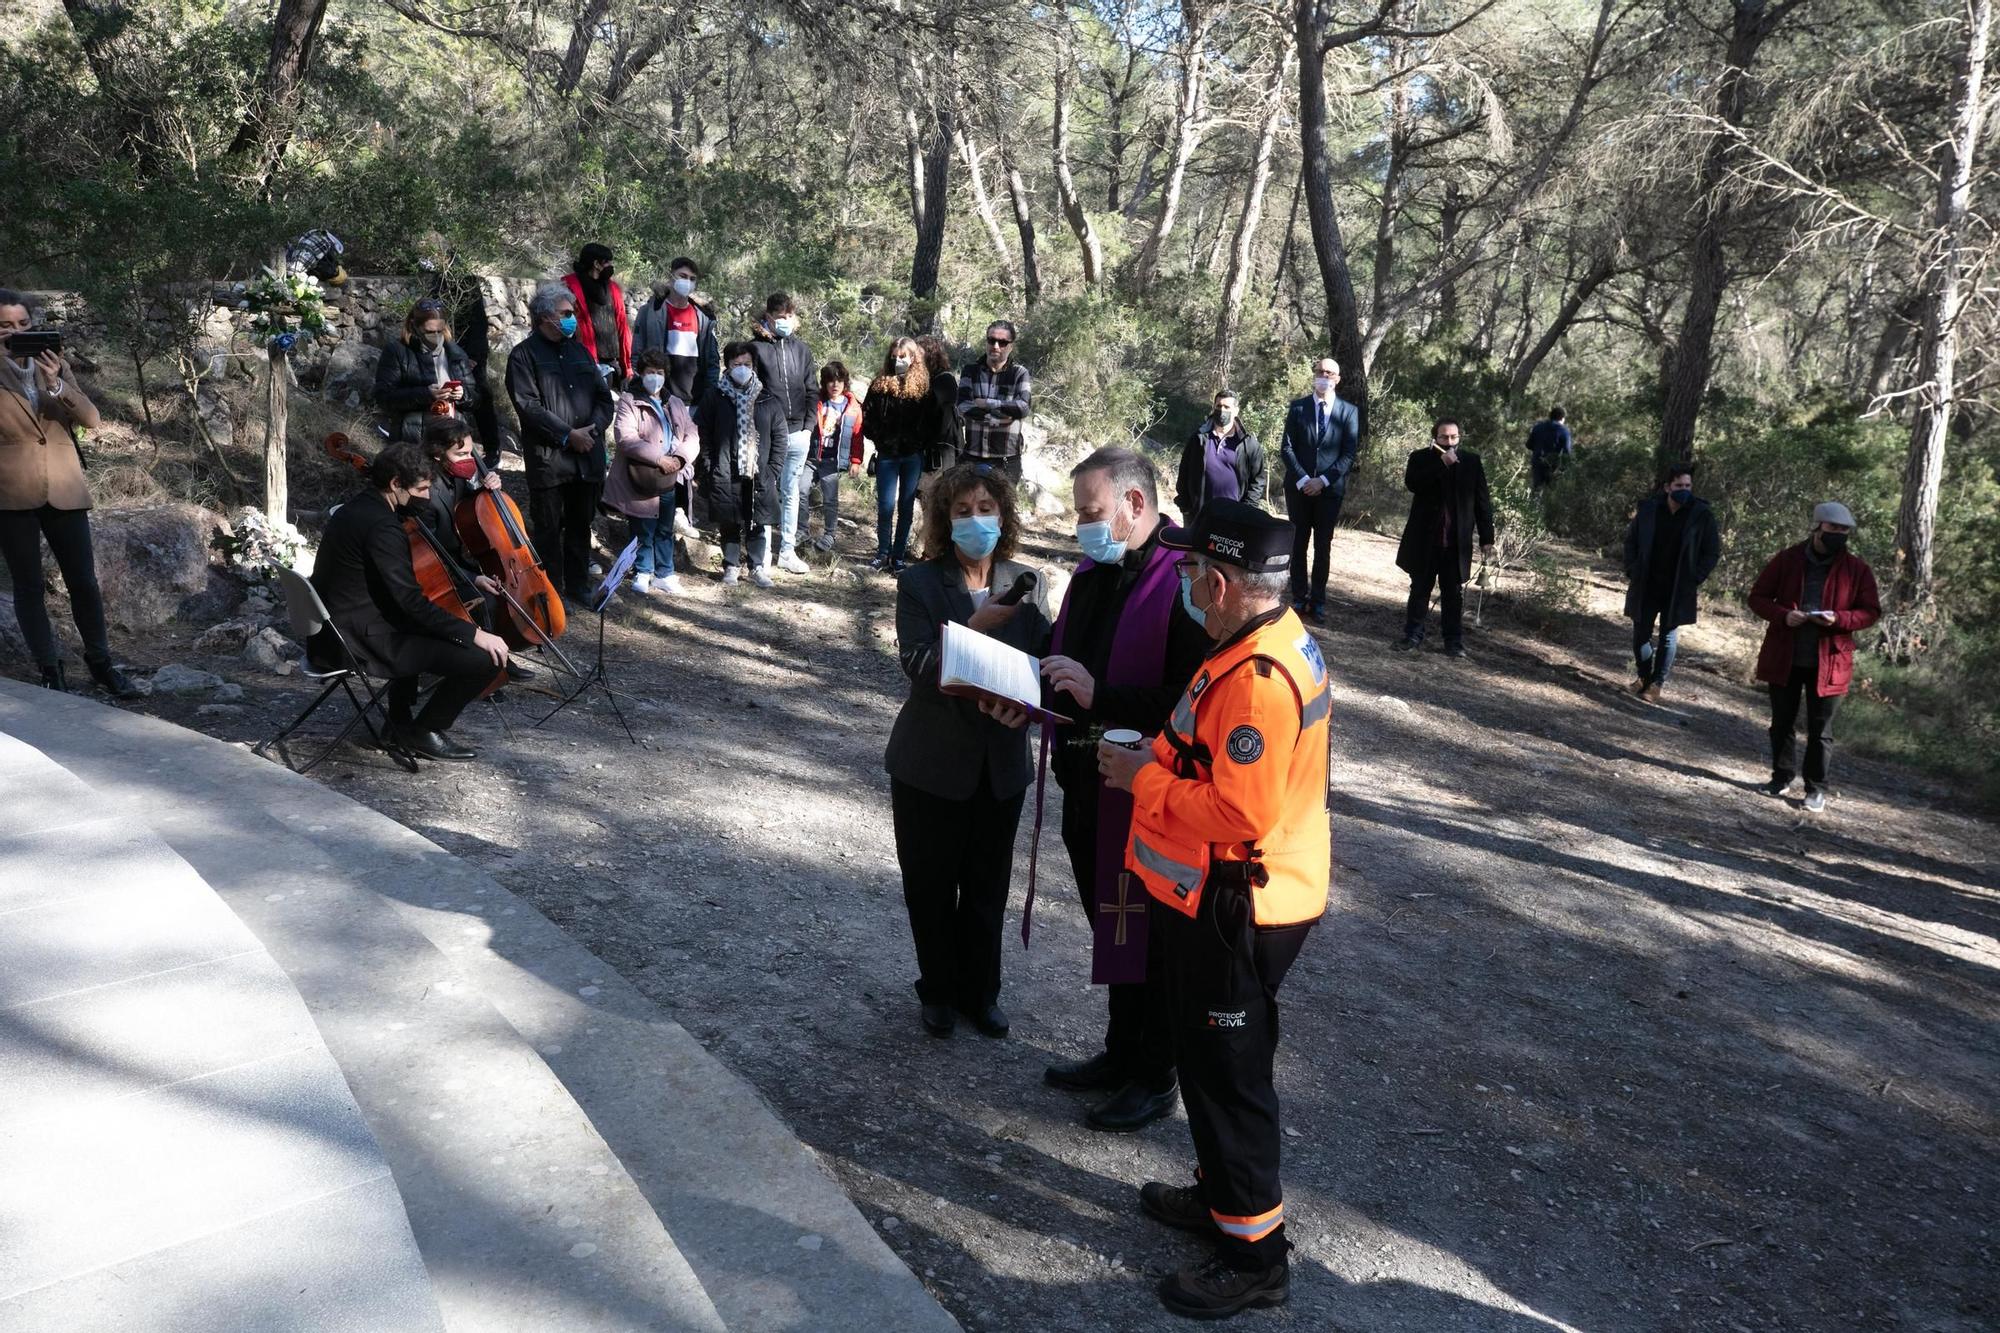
[84,654,142,699]
[1087,1079,1179,1132]
[38,661,68,691]
[1139,1181,1216,1235]
[1158,1252,1289,1319]
[1045,1050,1123,1091]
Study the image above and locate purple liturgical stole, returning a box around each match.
[1047,540,1182,984]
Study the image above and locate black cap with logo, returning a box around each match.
[1158,499,1293,574]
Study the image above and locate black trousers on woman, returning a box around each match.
[891,771,1026,1011]
[0,505,111,668]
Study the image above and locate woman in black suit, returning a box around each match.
[885,463,1050,1039]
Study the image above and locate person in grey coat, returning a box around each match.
[885,462,1051,1042]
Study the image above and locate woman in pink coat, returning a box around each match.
[605,348,699,594]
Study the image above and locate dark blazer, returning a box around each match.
[309,489,476,671]
[1175,422,1267,518]
[1622,496,1720,627]
[1396,445,1495,582]
[506,331,614,489]
[885,554,1052,802]
[1279,394,1361,494]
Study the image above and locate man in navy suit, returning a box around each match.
[1277,355,1361,622]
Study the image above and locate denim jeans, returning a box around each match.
[775,428,811,556]
[627,512,675,577]
[876,452,924,560]
[1633,608,1677,686]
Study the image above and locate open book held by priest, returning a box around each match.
[938,620,1071,725]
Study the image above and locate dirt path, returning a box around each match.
[100,516,1998,1332]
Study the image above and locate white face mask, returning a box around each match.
[729,364,753,386]
[672,277,695,297]
[641,372,666,396]
[1313,375,1334,395]
[423,331,445,349]
[894,357,911,373]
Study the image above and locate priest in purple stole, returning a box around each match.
[1040,446,1212,1132]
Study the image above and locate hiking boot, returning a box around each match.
[1139,1181,1217,1235]
[1804,788,1827,814]
[1157,1252,1289,1319]
[1642,683,1662,704]
[1630,677,1649,697]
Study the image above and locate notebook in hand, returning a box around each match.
[939,620,1070,724]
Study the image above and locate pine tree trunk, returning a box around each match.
[1214,54,1288,382]
[1002,145,1042,307]
[956,122,1017,292]
[1052,46,1105,289]
[1896,0,1992,606]
[1293,0,1368,434]
[1134,5,1215,294]
[909,102,955,307]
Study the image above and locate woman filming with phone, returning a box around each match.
[0,288,138,697]
[374,298,479,443]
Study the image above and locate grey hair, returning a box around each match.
[1071,444,1159,511]
[528,282,572,323]
[1195,558,1289,606]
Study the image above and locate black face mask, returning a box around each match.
[1669,488,1693,506]
[1818,531,1849,556]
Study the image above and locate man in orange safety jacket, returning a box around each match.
[1097,497,1332,1320]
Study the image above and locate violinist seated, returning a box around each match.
[416,417,534,681]
[308,440,510,763]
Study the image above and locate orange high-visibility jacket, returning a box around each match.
[1125,608,1332,926]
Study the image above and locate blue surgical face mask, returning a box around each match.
[1076,520,1126,565]
[772,317,796,338]
[952,513,1002,559]
[1179,572,1208,628]
[641,372,666,397]
[558,314,579,337]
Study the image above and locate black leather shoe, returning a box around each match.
[396,728,477,762]
[919,1003,955,1038]
[1045,1050,1124,1091]
[38,661,68,691]
[1139,1181,1218,1235]
[1088,1080,1178,1132]
[506,659,538,682]
[1392,635,1420,652]
[959,1002,1009,1038]
[1158,1253,1289,1319]
[85,655,142,699]
[1444,642,1467,659]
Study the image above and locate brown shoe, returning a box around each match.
[1642,683,1662,704]
[1629,678,1648,697]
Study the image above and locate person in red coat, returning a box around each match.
[561,243,632,387]
[1746,501,1880,813]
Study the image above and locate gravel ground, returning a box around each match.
[86,507,1999,1333]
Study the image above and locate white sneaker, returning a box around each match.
[1803,789,1827,814]
[778,551,811,575]
[654,573,684,595]
[750,567,776,589]
[632,572,653,593]
[721,567,741,587]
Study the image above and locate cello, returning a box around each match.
[323,433,506,699]
[452,454,576,673]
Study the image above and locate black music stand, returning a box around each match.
[536,538,638,742]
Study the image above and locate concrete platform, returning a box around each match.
[0,732,441,1332]
[0,679,958,1333]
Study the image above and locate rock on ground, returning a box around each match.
[72,503,228,631]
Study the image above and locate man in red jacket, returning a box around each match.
[1746,501,1881,813]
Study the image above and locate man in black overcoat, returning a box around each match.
[1394,418,1494,658]
[1621,462,1720,702]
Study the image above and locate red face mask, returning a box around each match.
[444,456,478,480]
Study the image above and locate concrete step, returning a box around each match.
[0,678,959,1333]
[0,732,442,1332]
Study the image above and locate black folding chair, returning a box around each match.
[253,566,417,774]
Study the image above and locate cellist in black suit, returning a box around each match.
[309,440,509,762]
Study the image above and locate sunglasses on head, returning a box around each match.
[413,299,444,313]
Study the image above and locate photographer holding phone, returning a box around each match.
[0,289,137,697]
[1747,501,1880,814]
[374,298,478,444]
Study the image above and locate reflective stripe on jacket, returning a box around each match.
[1125,608,1333,926]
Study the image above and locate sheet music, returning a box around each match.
[940,620,1042,712]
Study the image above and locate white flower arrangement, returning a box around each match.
[213,506,314,580]
[244,267,331,344]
